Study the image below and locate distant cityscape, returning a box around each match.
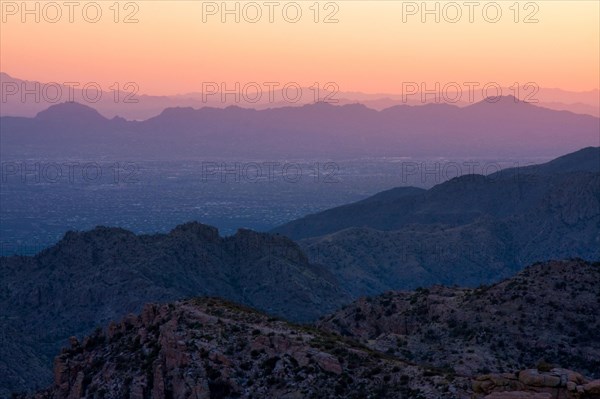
[0,157,545,255]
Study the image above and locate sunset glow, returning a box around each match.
[1,1,598,95]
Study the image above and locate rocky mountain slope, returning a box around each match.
[18,298,454,399]
[0,223,348,396]
[14,260,600,399]
[318,259,600,380]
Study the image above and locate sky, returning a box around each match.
[1,0,599,96]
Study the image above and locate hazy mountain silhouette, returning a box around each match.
[1,98,598,159]
[34,102,107,124]
[3,72,599,118]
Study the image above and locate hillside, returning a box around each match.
[272,147,600,240]
[0,223,348,396]
[270,148,600,297]
[14,260,600,399]
[318,259,600,380]
[297,171,599,296]
[18,297,454,399]
[490,146,600,176]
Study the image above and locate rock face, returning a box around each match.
[318,260,600,380]
[15,298,600,399]
[473,368,600,398]
[0,223,349,397]
[19,298,448,399]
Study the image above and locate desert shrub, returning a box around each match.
[536,360,554,372]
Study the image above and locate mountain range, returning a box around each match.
[12,259,600,399]
[1,97,598,159]
[2,72,600,119]
[270,147,600,296]
[1,147,599,397]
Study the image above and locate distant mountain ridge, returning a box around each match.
[3,72,599,118]
[272,148,600,297]
[1,98,598,159]
[273,147,600,239]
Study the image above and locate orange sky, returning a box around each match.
[1,1,598,95]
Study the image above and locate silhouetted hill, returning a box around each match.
[272,147,600,239]
[354,186,426,204]
[491,146,600,177]
[0,223,348,396]
[35,102,108,124]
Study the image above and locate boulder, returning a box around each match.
[584,380,600,394]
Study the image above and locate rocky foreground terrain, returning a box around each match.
[0,223,348,396]
[318,259,600,379]
[11,259,600,399]
[473,368,600,398]
[19,298,446,399]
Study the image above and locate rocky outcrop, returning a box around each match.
[21,298,447,399]
[319,260,600,379]
[473,368,600,399]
